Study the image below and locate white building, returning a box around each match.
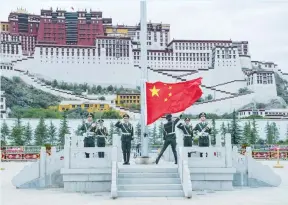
[0,91,7,119]
[238,108,288,119]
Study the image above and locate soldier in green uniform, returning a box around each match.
[155,113,182,165]
[115,114,134,165]
[177,117,193,157]
[79,113,97,158]
[193,112,211,157]
[95,119,108,158]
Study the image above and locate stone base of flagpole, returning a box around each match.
[135,156,155,164]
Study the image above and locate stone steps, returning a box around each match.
[118,190,184,197]
[118,183,182,191]
[117,166,184,197]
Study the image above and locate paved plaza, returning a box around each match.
[1,161,287,205]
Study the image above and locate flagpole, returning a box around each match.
[140,0,149,158]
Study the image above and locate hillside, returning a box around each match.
[275,73,288,104]
[1,76,62,109]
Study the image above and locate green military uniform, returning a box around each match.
[193,112,211,147]
[95,119,108,158]
[115,114,134,165]
[177,117,193,157]
[156,114,181,164]
[80,113,96,158]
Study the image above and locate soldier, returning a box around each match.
[177,117,193,157]
[193,112,211,157]
[79,113,97,158]
[115,114,134,165]
[95,119,108,158]
[155,113,182,165]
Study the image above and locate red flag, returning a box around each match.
[146,77,203,125]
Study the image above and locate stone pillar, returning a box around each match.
[113,134,122,162]
[39,146,46,188]
[216,134,221,147]
[64,134,71,169]
[225,133,232,167]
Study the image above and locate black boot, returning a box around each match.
[126,152,130,165]
[173,152,177,164]
[85,152,90,158]
[123,153,127,165]
[188,152,191,158]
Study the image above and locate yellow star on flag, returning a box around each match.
[150,85,160,97]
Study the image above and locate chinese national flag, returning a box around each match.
[146,77,203,125]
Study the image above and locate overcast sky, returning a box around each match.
[1,0,288,72]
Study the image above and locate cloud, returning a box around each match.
[1,0,287,71]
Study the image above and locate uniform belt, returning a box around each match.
[97,135,105,137]
[167,132,175,135]
[122,133,130,135]
[184,135,191,137]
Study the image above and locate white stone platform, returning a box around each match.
[1,161,287,205]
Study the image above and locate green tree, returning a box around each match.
[102,110,122,119]
[58,113,70,145]
[135,122,141,143]
[47,121,57,145]
[1,120,10,145]
[242,121,251,144]
[34,117,48,146]
[23,122,33,145]
[96,85,102,93]
[9,117,24,146]
[51,79,58,88]
[230,110,242,145]
[211,118,218,145]
[107,85,114,92]
[265,122,274,144]
[206,94,213,101]
[270,122,280,143]
[219,122,227,136]
[151,123,157,145]
[250,118,259,144]
[226,122,232,133]
[158,122,164,140]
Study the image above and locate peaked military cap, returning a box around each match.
[199,112,206,118]
[87,113,94,118]
[123,114,130,118]
[98,119,104,123]
[185,117,190,121]
[165,113,172,119]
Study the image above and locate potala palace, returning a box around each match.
[1,7,288,115]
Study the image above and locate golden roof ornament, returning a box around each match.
[16,7,28,14]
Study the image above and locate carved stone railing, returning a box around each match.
[64,134,113,169]
[12,146,61,188]
[178,146,192,198]
[232,146,281,187]
[184,134,232,168]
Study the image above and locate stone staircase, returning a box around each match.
[117,165,184,197]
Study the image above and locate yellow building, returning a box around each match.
[105,26,129,37]
[0,22,9,32]
[115,91,140,107]
[51,101,110,112]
